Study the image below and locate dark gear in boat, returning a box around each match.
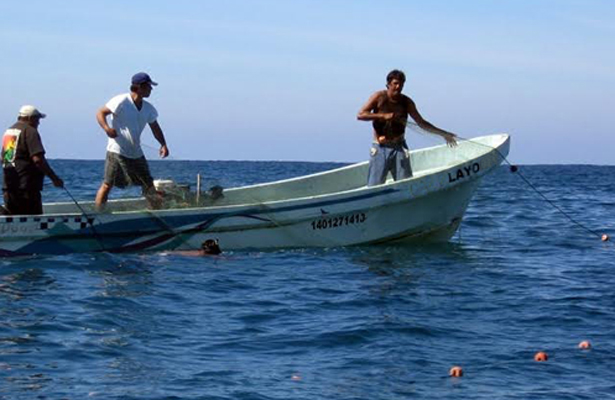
[207,185,224,200]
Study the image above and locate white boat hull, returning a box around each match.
[0,134,510,256]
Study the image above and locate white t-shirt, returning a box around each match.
[105,93,158,158]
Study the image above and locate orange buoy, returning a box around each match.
[578,340,591,349]
[449,366,463,377]
[602,234,609,242]
[534,351,548,362]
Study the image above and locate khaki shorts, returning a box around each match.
[103,152,154,189]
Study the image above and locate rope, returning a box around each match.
[466,136,603,240]
[62,187,107,252]
[405,121,608,243]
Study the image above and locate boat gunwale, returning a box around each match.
[0,134,509,220]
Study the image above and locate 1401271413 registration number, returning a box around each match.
[311,213,367,230]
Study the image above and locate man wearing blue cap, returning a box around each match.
[95,72,170,210]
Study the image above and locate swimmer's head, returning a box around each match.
[201,239,221,255]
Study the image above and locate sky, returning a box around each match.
[0,0,613,164]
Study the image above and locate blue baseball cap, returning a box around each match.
[131,72,158,86]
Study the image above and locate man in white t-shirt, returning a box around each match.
[94,72,170,210]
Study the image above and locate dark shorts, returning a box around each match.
[104,152,154,190]
[2,189,42,215]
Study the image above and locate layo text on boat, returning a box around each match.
[448,162,480,183]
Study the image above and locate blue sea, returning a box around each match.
[1,160,614,399]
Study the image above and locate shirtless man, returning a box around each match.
[357,69,457,186]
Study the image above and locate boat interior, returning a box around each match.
[36,134,508,215]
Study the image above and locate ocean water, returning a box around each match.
[1,160,614,399]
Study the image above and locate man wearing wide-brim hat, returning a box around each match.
[1,105,64,215]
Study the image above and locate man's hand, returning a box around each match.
[383,112,396,121]
[52,177,64,188]
[444,133,458,147]
[105,127,118,138]
[159,144,169,158]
